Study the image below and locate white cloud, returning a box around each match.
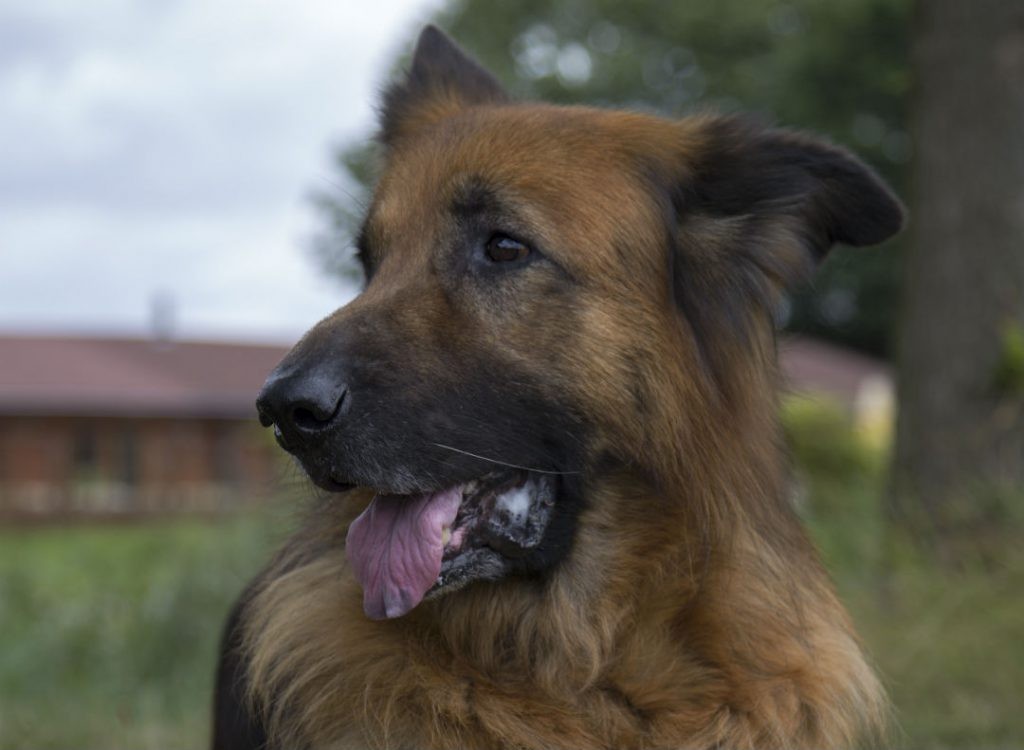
[0,0,442,341]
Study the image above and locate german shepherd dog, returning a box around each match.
[213,26,903,750]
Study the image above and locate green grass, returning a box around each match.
[1,406,1022,748]
[0,514,282,749]
[785,397,1024,749]
[800,477,1024,748]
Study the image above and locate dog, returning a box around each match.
[212,25,903,750]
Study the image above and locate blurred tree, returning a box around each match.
[891,0,1024,561]
[310,146,380,284]
[311,0,912,355]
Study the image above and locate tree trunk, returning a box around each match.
[892,0,1024,560]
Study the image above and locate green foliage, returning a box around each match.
[992,321,1024,396]
[853,558,1024,748]
[781,395,885,569]
[0,516,280,749]
[312,0,911,355]
[782,399,1024,747]
[309,144,380,285]
[782,395,878,481]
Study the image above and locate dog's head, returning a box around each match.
[256,26,903,620]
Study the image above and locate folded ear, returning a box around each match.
[695,116,903,247]
[666,116,904,382]
[379,25,508,147]
[677,116,905,292]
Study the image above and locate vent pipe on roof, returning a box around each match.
[150,290,176,348]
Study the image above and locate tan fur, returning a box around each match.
[242,93,886,748]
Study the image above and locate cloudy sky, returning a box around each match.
[0,0,441,343]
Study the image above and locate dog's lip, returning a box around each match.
[338,470,531,506]
[327,476,453,496]
[324,470,520,503]
[324,476,357,492]
[326,469,516,499]
[430,470,557,595]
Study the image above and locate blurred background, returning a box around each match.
[1,0,1021,747]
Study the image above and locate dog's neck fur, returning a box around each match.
[244,322,884,750]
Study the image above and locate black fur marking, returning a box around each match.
[378,25,508,147]
[672,247,764,341]
[686,116,905,258]
[354,221,375,282]
[266,310,589,508]
[444,177,565,282]
[518,472,588,576]
[450,178,504,219]
[211,591,268,750]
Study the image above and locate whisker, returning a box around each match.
[315,174,367,208]
[431,443,580,476]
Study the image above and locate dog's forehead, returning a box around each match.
[370,106,695,247]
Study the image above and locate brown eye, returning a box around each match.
[484,234,531,263]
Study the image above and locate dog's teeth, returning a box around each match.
[441,527,452,546]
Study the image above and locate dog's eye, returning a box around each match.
[484,234,531,264]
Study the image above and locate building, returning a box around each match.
[0,333,892,520]
[779,335,895,451]
[0,334,289,520]
[779,336,893,415]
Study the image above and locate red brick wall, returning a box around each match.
[0,415,282,518]
[0,418,72,484]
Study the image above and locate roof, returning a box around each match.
[0,334,289,418]
[779,336,892,409]
[0,333,888,419]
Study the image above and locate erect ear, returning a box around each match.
[378,25,508,147]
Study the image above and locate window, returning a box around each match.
[73,424,97,475]
[121,427,138,485]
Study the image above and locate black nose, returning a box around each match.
[255,369,348,448]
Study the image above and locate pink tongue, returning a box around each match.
[345,487,462,620]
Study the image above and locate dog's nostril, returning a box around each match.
[289,389,345,433]
[291,405,326,431]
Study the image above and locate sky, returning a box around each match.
[0,0,442,344]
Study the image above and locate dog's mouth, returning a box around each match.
[344,469,556,620]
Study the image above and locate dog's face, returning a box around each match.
[256,27,902,620]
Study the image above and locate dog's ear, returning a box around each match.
[669,115,903,316]
[690,116,903,254]
[379,25,508,147]
[666,116,904,376]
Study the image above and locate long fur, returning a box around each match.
[228,26,901,750]
[242,312,886,749]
